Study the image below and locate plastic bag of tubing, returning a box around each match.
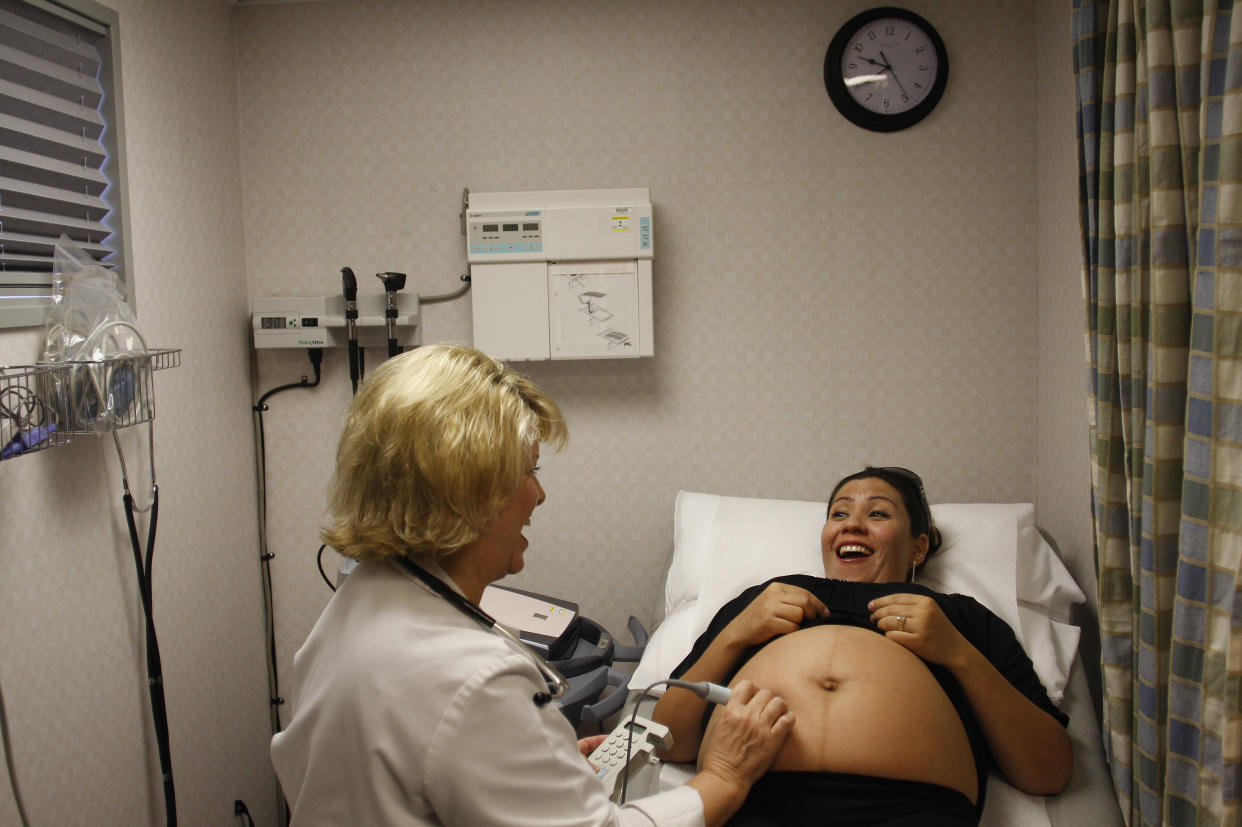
[41,235,148,432]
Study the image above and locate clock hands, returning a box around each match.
[846,55,893,89]
[878,50,909,99]
[852,53,906,99]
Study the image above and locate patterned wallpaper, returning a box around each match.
[0,0,1092,824]
[236,0,1090,727]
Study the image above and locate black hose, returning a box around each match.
[252,348,322,827]
[123,486,175,826]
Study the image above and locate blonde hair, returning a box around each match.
[321,344,567,562]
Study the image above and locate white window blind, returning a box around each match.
[0,0,130,328]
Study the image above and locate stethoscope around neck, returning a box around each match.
[395,557,570,706]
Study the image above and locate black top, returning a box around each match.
[671,575,1070,814]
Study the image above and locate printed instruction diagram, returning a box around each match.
[549,270,637,356]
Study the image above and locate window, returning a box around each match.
[0,0,132,328]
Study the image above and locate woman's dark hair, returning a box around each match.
[828,466,943,560]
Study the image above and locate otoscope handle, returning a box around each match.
[375,271,406,358]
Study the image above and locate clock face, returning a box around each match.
[824,8,948,132]
[842,17,939,114]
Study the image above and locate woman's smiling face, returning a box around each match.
[820,478,928,583]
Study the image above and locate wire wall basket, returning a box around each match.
[1,363,72,460]
[1,349,181,461]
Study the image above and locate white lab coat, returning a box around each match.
[271,559,704,826]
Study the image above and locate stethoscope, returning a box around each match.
[395,557,570,707]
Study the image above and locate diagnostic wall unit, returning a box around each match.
[466,187,653,360]
[251,294,420,349]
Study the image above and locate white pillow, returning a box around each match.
[663,490,720,615]
[919,503,1084,702]
[692,494,827,637]
[633,491,1084,702]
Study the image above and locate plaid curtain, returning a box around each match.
[1074,2,1242,824]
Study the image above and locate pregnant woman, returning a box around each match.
[651,467,1073,826]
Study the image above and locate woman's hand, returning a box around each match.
[725,583,829,649]
[867,593,970,667]
[870,593,1074,794]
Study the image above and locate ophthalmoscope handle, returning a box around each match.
[341,267,358,306]
[341,267,360,392]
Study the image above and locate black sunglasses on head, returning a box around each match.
[877,466,932,530]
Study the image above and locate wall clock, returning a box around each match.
[823,7,948,132]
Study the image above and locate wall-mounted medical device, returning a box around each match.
[250,294,420,350]
[465,187,654,361]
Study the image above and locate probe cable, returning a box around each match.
[316,545,336,592]
[619,680,731,805]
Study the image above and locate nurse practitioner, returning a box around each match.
[271,343,794,826]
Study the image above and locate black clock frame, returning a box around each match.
[823,7,949,133]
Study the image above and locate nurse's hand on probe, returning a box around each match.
[685,679,794,827]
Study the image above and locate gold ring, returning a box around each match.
[898,615,908,632]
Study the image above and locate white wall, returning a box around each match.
[0,0,1096,824]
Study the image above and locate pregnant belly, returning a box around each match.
[723,624,978,803]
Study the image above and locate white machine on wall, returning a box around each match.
[465,187,654,361]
